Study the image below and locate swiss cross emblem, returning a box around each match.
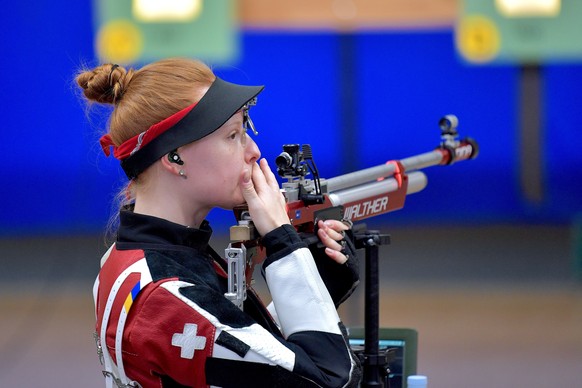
[171,323,207,359]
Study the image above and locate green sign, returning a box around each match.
[94,0,238,65]
[456,0,582,64]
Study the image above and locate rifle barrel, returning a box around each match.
[326,150,444,193]
[400,150,446,171]
[326,164,398,192]
[328,171,427,206]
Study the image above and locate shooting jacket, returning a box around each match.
[93,211,361,387]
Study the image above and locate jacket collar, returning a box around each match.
[117,210,212,251]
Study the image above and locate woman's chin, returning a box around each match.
[219,199,247,211]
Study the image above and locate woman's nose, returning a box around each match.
[246,136,261,164]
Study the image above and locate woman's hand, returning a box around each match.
[317,219,350,264]
[240,158,290,236]
[312,219,359,307]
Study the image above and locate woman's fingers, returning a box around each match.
[241,159,290,236]
[317,226,343,251]
[317,220,349,264]
[324,247,348,265]
[320,220,349,239]
[240,168,259,205]
[259,158,280,192]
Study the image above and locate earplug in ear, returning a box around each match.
[168,151,184,165]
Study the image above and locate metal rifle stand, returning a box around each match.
[354,229,392,387]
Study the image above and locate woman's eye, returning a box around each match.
[229,132,237,140]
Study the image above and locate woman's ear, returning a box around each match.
[161,150,188,179]
[160,151,182,174]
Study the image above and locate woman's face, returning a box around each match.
[179,111,261,210]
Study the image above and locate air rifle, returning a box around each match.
[224,115,479,309]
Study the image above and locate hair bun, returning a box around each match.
[76,64,131,105]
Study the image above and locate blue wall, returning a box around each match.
[1,2,581,236]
